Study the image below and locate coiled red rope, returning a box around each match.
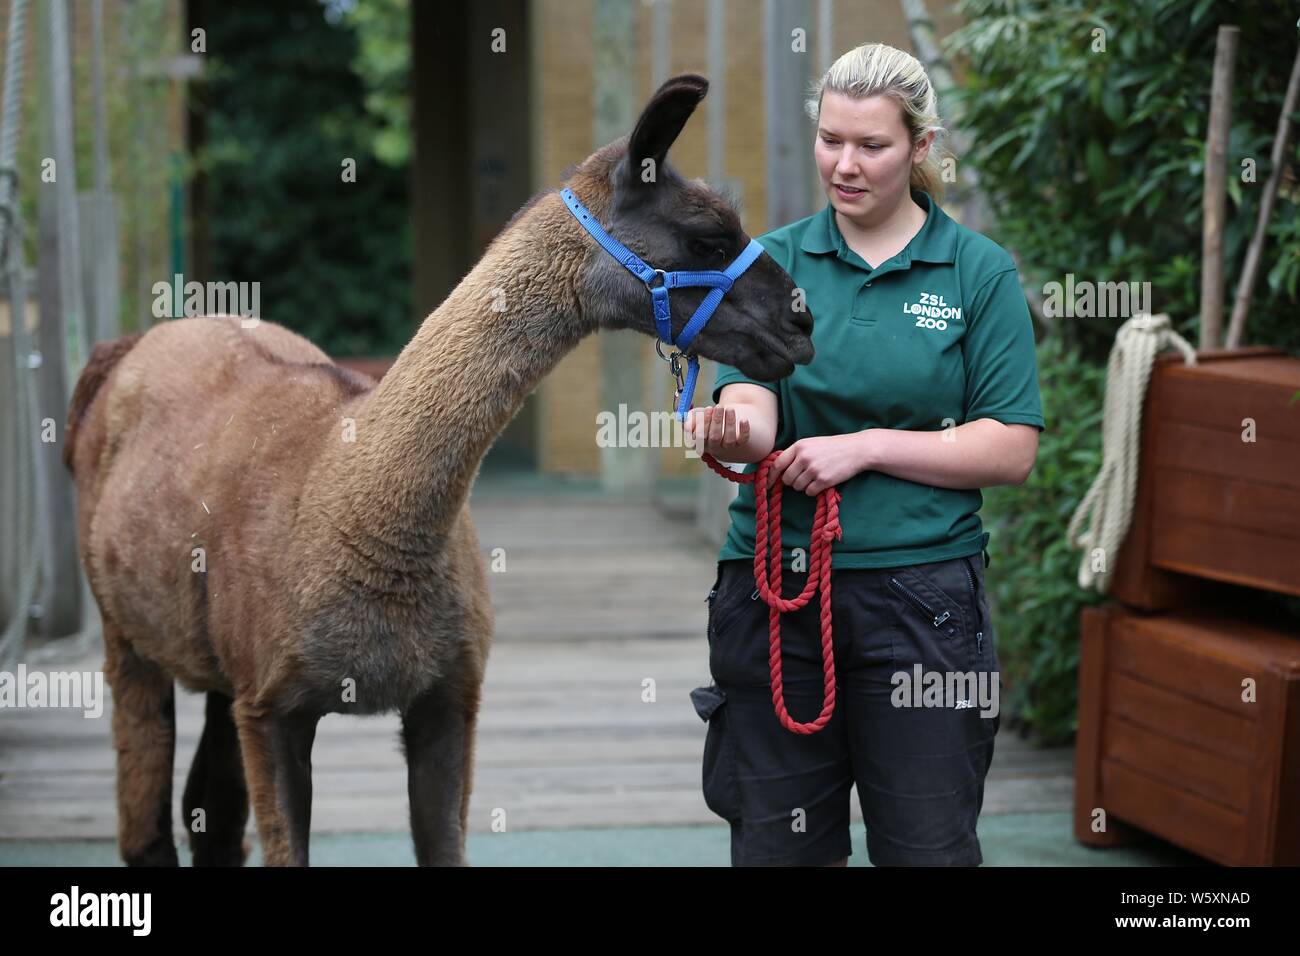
[700,450,842,734]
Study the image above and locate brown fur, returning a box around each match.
[64,332,144,472]
[65,75,813,866]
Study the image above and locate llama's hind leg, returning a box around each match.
[401,675,481,866]
[105,624,179,866]
[183,692,250,866]
[232,702,318,866]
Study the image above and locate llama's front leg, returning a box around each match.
[232,702,318,866]
[402,679,479,866]
[105,624,179,866]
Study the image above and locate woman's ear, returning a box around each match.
[912,130,935,166]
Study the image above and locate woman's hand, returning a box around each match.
[766,434,872,496]
[684,405,750,458]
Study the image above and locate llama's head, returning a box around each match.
[567,74,815,382]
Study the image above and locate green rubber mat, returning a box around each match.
[0,812,1208,867]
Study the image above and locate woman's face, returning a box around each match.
[813,91,932,223]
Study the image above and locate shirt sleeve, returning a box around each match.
[962,267,1046,430]
[711,362,778,404]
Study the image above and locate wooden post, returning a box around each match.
[1073,605,1140,847]
[0,309,15,629]
[764,0,814,230]
[411,0,471,322]
[594,0,651,495]
[1199,25,1238,350]
[35,0,83,637]
[1225,41,1300,350]
[693,0,742,543]
[646,0,672,503]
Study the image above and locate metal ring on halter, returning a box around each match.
[644,268,667,291]
[654,339,673,363]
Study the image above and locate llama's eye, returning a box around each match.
[689,238,726,263]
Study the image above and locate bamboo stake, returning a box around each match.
[1225,41,1300,349]
[1200,25,1239,350]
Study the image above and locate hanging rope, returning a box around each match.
[1067,312,1197,593]
[699,449,842,735]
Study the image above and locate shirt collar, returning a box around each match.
[800,189,957,265]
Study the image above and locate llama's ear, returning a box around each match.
[622,73,708,187]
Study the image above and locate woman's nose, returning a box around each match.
[835,148,858,176]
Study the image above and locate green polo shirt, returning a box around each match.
[712,190,1045,570]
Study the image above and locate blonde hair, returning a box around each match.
[805,43,947,201]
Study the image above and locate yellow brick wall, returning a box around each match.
[533,0,603,475]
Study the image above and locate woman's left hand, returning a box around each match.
[766,433,872,496]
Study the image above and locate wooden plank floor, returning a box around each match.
[0,471,1074,842]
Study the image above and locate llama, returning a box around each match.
[63,74,814,866]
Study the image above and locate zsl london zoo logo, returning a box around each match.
[903,291,961,330]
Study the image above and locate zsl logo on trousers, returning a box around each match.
[902,291,962,330]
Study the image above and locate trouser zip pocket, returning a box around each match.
[962,556,984,657]
[888,576,951,629]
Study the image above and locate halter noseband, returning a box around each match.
[560,187,764,421]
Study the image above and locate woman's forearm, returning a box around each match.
[856,419,1037,489]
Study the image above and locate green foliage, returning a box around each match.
[950,0,1300,744]
[945,0,1300,361]
[346,0,412,167]
[18,0,178,334]
[200,0,412,356]
[983,339,1107,745]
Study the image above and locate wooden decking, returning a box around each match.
[0,470,1073,843]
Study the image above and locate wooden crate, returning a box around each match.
[1109,347,1300,610]
[1074,602,1300,865]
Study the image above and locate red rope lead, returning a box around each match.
[700,450,842,734]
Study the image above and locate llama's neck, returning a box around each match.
[305,193,595,567]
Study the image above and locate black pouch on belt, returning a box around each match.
[690,683,726,722]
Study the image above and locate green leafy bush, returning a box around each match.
[983,339,1107,745]
[946,0,1300,361]
[951,0,1300,744]
[200,0,412,357]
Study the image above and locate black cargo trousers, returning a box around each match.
[691,553,1001,866]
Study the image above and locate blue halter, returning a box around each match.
[560,187,765,421]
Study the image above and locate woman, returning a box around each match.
[685,43,1043,867]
